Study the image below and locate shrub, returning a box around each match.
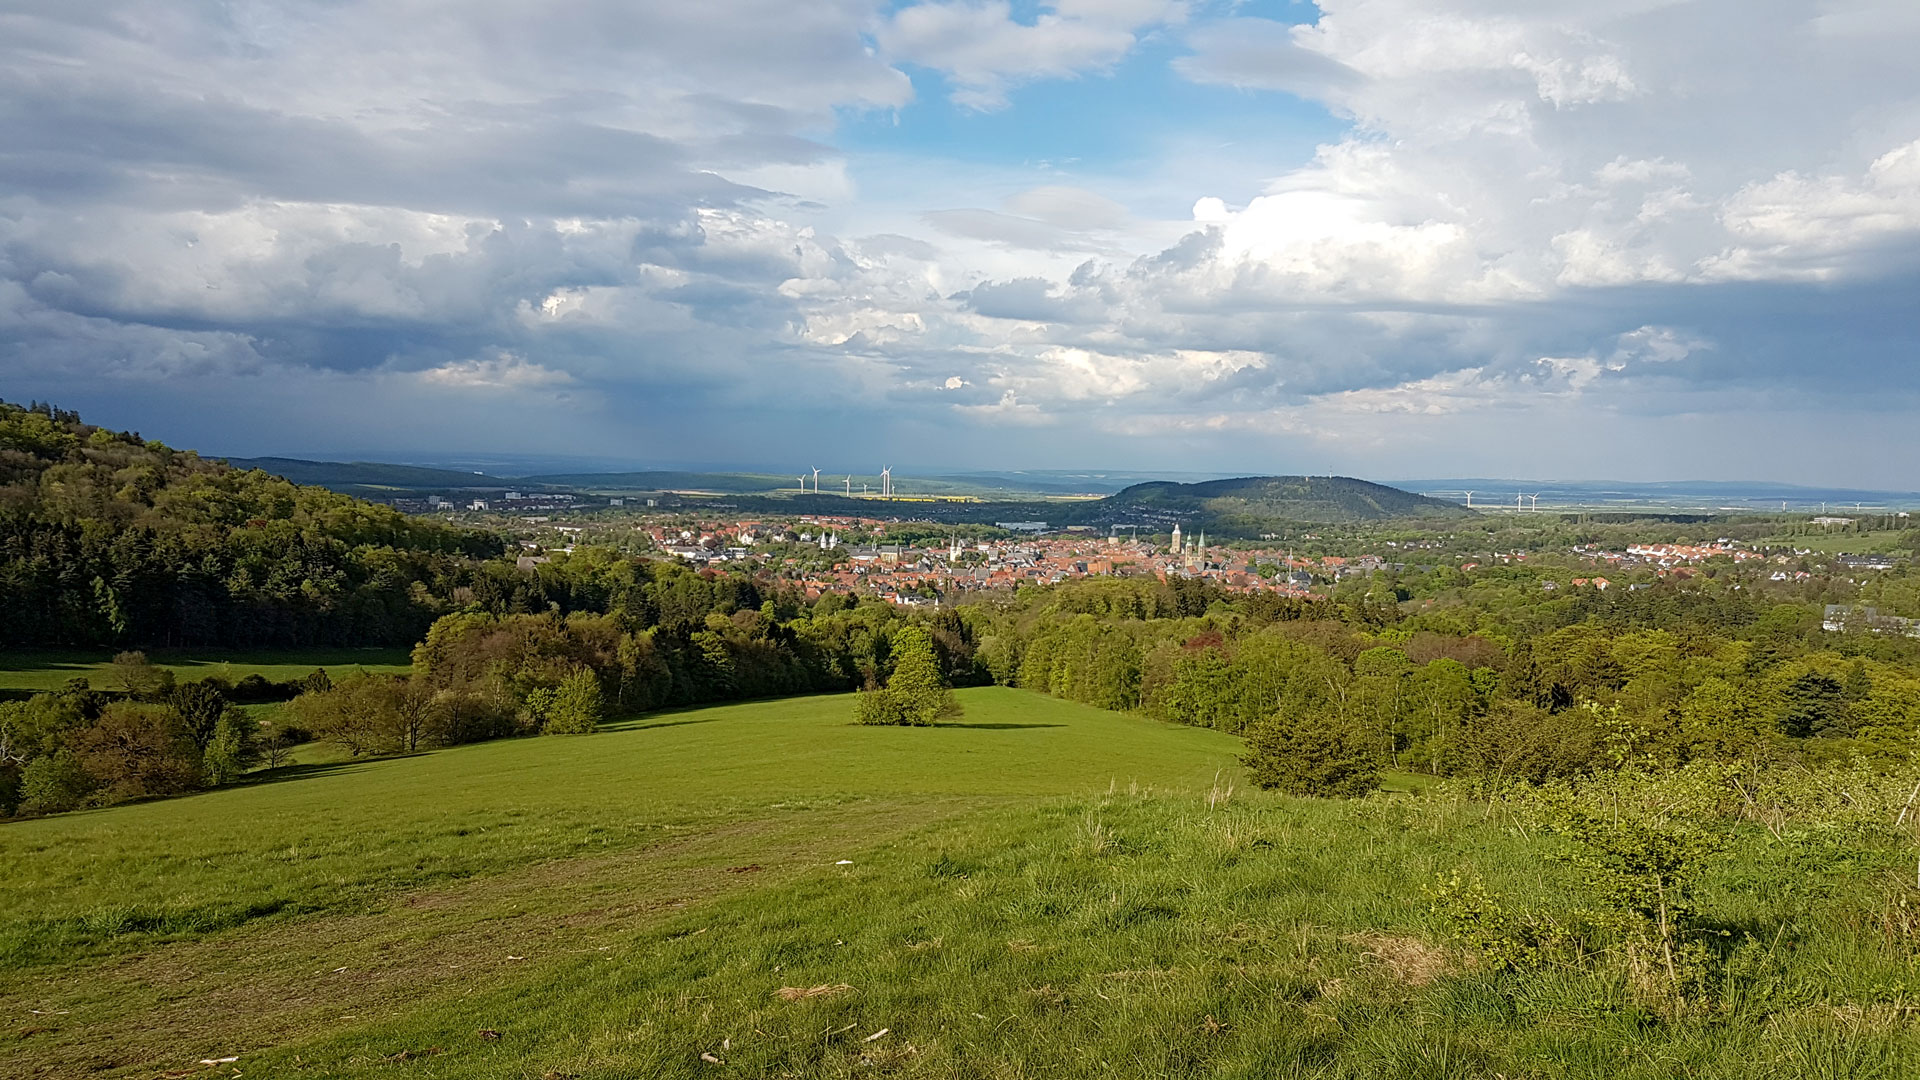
[1242,710,1380,798]
[288,675,439,756]
[853,683,909,726]
[70,703,203,803]
[19,751,95,813]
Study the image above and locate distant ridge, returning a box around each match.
[222,456,523,492]
[523,471,801,494]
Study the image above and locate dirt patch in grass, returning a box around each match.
[773,983,855,1001]
[1342,932,1458,986]
[0,799,972,1080]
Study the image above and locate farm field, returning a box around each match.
[0,648,413,695]
[4,688,1919,1079]
[1755,528,1914,554]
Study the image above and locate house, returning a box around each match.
[1824,604,1920,636]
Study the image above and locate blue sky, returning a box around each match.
[4,1,1920,485]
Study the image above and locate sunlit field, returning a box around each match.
[0,648,413,696]
[5,687,1918,1078]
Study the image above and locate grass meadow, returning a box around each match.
[5,687,1920,1078]
[0,647,413,695]
[1755,528,1914,554]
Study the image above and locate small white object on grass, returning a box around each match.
[199,1057,240,1065]
[835,860,853,865]
[864,1028,890,1042]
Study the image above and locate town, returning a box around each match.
[466,498,1913,617]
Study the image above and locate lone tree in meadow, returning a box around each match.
[855,625,960,726]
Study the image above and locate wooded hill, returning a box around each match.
[1101,475,1471,527]
[0,401,503,648]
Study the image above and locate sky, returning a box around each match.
[3,0,1920,485]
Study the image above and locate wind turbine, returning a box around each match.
[845,475,852,495]
[797,475,807,494]
[1463,491,1474,508]
[881,466,892,497]
[811,467,821,494]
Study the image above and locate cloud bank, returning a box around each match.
[3,1,1919,483]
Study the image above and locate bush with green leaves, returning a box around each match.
[538,668,605,734]
[19,750,94,813]
[200,711,259,785]
[1241,710,1380,798]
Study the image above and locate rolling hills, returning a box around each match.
[201,453,1473,532]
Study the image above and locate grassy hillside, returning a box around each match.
[2,689,1916,1078]
[0,689,1237,968]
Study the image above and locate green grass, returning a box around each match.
[1757,528,1913,554]
[0,689,1238,971]
[233,796,1920,1080]
[5,688,1919,1079]
[0,647,413,694]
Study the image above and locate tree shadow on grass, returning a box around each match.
[239,761,368,788]
[614,717,728,733]
[935,723,1067,730]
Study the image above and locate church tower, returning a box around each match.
[1170,524,1183,555]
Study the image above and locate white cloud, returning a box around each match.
[953,389,1054,424]
[8,0,1920,481]
[416,351,576,391]
[1706,139,1920,279]
[878,1,1179,109]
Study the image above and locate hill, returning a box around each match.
[1104,475,1473,527]
[219,456,526,495]
[0,401,502,648]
